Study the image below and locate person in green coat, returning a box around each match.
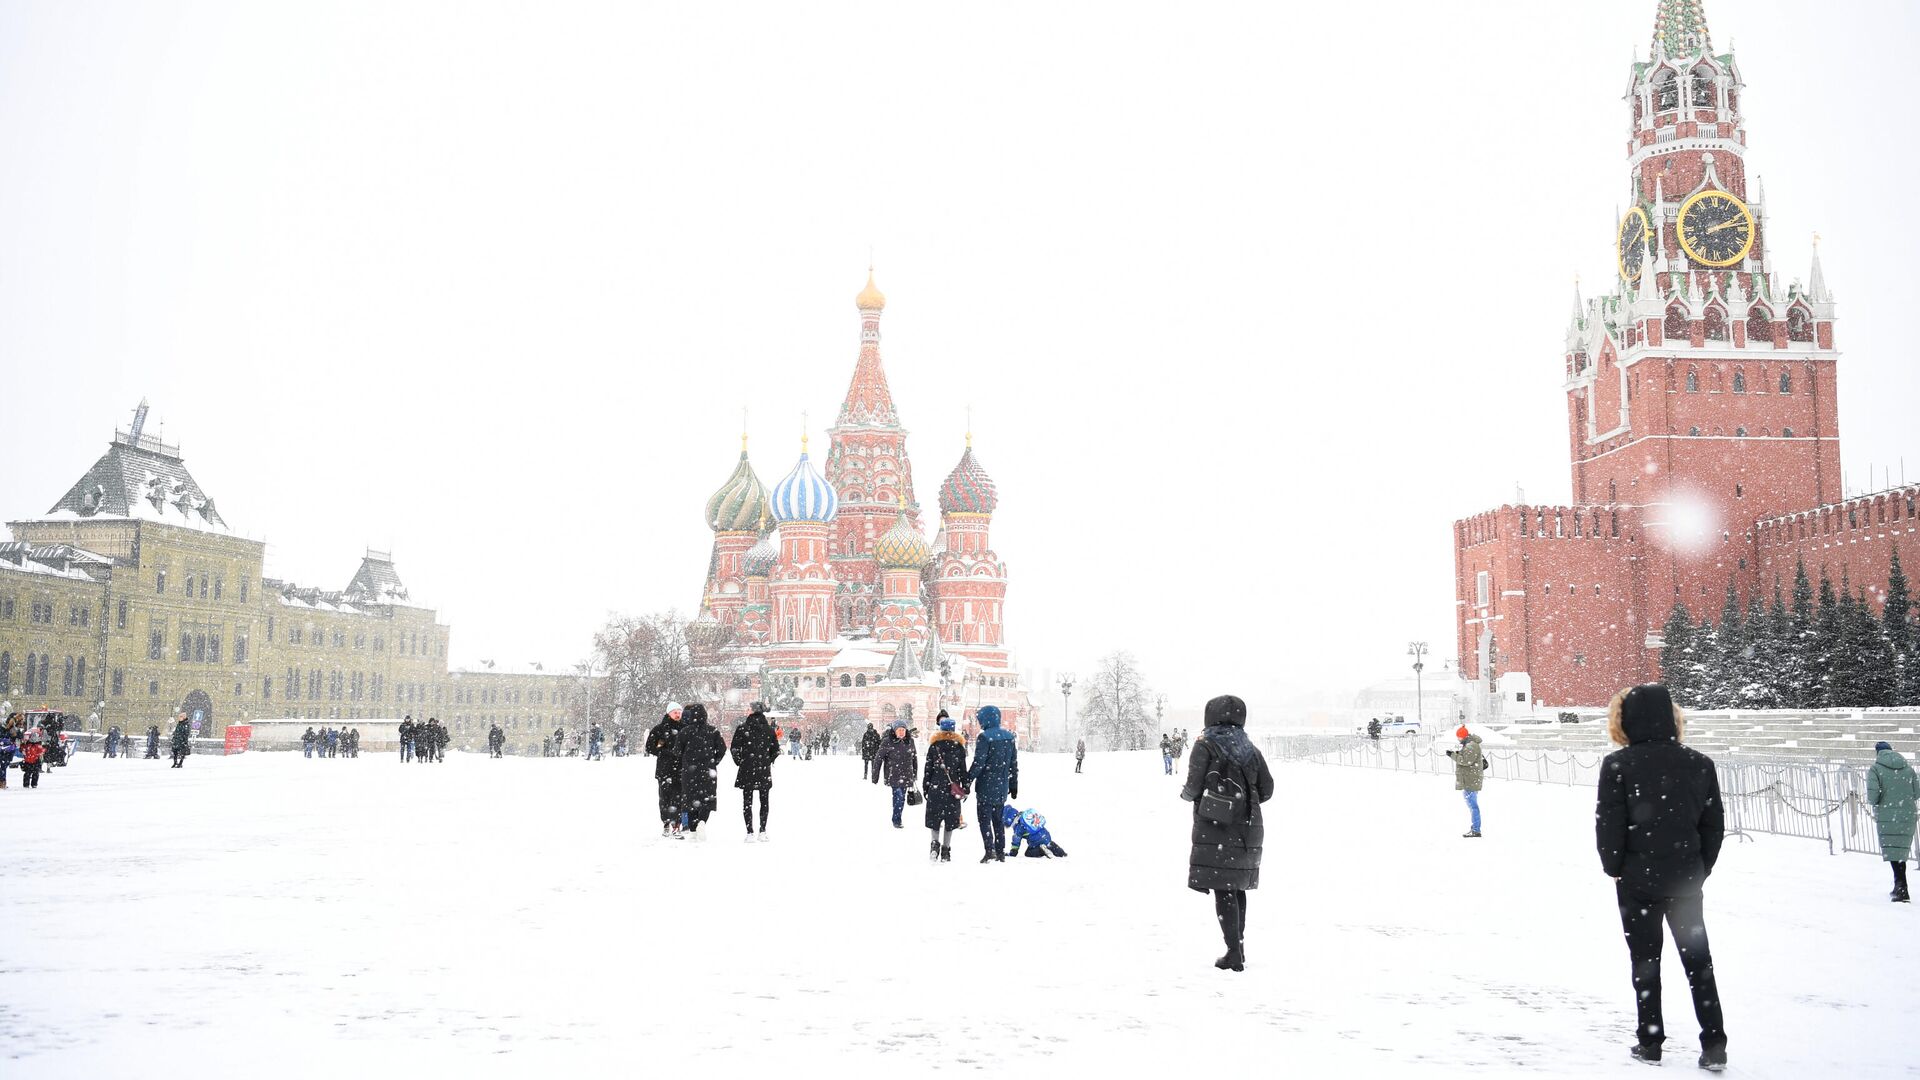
[1866,741,1918,903]
[1446,726,1487,838]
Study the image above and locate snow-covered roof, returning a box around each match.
[38,425,229,533]
[0,542,108,582]
[829,647,892,669]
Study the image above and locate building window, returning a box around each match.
[156,569,166,593]
[1685,367,1699,393]
[1689,66,1715,108]
[1704,306,1728,342]
[0,651,8,692]
[117,599,128,629]
[148,619,166,660]
[0,597,11,620]
[1782,427,1793,437]
[1689,426,1701,436]
[1732,369,1746,393]
[1654,70,1678,111]
[1788,308,1813,342]
[214,578,223,600]
[241,581,249,603]
[185,573,194,597]
[209,632,222,664]
[1780,371,1792,394]
[1735,426,1747,437]
[235,629,248,663]
[112,668,124,696]
[149,680,159,697]
[62,656,74,696]
[1748,309,1773,343]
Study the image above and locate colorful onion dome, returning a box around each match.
[938,443,997,515]
[770,440,839,523]
[687,608,723,646]
[704,444,768,532]
[743,531,779,577]
[856,268,887,312]
[874,500,930,570]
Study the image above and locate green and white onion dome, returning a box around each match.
[705,448,768,533]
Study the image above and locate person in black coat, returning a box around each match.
[644,704,685,835]
[398,717,415,762]
[168,715,192,768]
[922,714,969,862]
[676,704,727,837]
[860,722,881,781]
[146,724,161,759]
[1178,695,1275,972]
[1596,684,1728,1070]
[731,704,780,839]
[873,721,919,829]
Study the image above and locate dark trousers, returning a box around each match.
[863,756,875,781]
[1616,884,1726,1054]
[890,785,907,825]
[657,778,681,825]
[1213,888,1248,956]
[0,755,10,785]
[170,749,187,768]
[742,788,770,832]
[977,796,1006,854]
[1075,758,1083,773]
[146,740,158,758]
[22,761,43,788]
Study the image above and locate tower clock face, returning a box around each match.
[1616,207,1653,282]
[1677,190,1755,268]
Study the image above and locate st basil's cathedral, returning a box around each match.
[687,271,1032,740]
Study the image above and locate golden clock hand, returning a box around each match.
[1706,217,1746,234]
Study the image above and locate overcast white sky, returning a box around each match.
[2,1,1916,712]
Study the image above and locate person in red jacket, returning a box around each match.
[20,737,47,788]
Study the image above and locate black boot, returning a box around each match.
[1893,862,1911,903]
[1628,1044,1661,1065]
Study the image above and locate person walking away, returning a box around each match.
[301,727,316,759]
[731,703,780,841]
[1867,740,1918,903]
[1447,726,1487,837]
[1595,684,1728,1071]
[860,722,881,781]
[145,723,160,759]
[1074,737,1086,775]
[398,716,414,762]
[488,723,505,759]
[645,704,686,836]
[0,714,22,787]
[1160,733,1174,776]
[966,706,1019,862]
[1179,694,1275,972]
[874,720,919,829]
[676,704,726,839]
[169,715,192,768]
[924,716,970,861]
[788,726,802,761]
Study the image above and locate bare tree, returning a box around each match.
[1078,650,1154,750]
[588,610,718,743]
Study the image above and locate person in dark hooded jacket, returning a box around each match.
[966,706,1018,861]
[860,722,882,781]
[169,716,192,768]
[644,704,685,836]
[874,720,918,828]
[1179,694,1275,972]
[731,704,780,839]
[1595,683,1727,1071]
[676,704,726,837]
[922,714,969,861]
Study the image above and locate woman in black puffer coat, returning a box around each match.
[922,714,969,862]
[676,705,727,836]
[1179,695,1274,972]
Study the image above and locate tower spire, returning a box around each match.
[1652,0,1712,56]
[1808,232,1831,302]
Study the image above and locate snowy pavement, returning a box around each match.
[4,749,1914,1078]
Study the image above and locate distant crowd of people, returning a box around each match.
[398,716,447,763]
[300,726,361,758]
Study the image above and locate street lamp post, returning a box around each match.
[1058,674,1074,753]
[1407,641,1430,725]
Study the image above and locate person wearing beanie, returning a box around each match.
[922,716,969,862]
[644,703,687,837]
[1867,739,1918,903]
[1179,694,1274,973]
[675,704,727,839]
[874,720,919,829]
[1596,683,1728,1070]
[860,721,882,782]
[967,705,1019,862]
[1445,725,1487,837]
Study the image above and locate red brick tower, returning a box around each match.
[930,435,1009,664]
[825,270,924,636]
[1452,0,1852,713]
[872,494,932,645]
[702,433,769,632]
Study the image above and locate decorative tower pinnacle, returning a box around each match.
[1652,0,1712,56]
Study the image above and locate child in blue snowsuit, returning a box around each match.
[1002,806,1068,858]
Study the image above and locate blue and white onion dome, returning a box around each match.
[705,441,769,533]
[742,530,779,577]
[770,438,839,523]
[874,499,931,570]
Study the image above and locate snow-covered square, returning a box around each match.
[6,749,1913,1078]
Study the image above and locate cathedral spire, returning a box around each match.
[837,267,901,428]
[1808,232,1831,302]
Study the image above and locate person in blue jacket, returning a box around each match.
[966,706,1019,863]
[1003,805,1068,858]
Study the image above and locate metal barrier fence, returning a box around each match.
[1265,734,1893,857]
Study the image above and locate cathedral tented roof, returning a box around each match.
[343,549,411,604]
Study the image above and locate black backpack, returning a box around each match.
[1198,749,1249,826]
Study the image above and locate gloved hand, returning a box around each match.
[1009,783,1018,801]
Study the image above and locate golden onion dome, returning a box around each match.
[873,499,930,570]
[855,269,887,312]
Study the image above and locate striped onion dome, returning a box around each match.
[874,504,930,570]
[937,445,997,515]
[743,531,779,577]
[770,445,839,523]
[704,449,768,533]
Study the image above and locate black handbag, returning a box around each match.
[907,789,923,807]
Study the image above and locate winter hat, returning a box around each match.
[1455,725,1470,740]
[936,708,950,721]
[938,717,957,732]
[977,705,1003,729]
[1203,695,1247,728]
[683,703,707,723]
[890,719,907,731]
[665,701,683,714]
[750,701,768,714]
[1876,740,1894,752]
